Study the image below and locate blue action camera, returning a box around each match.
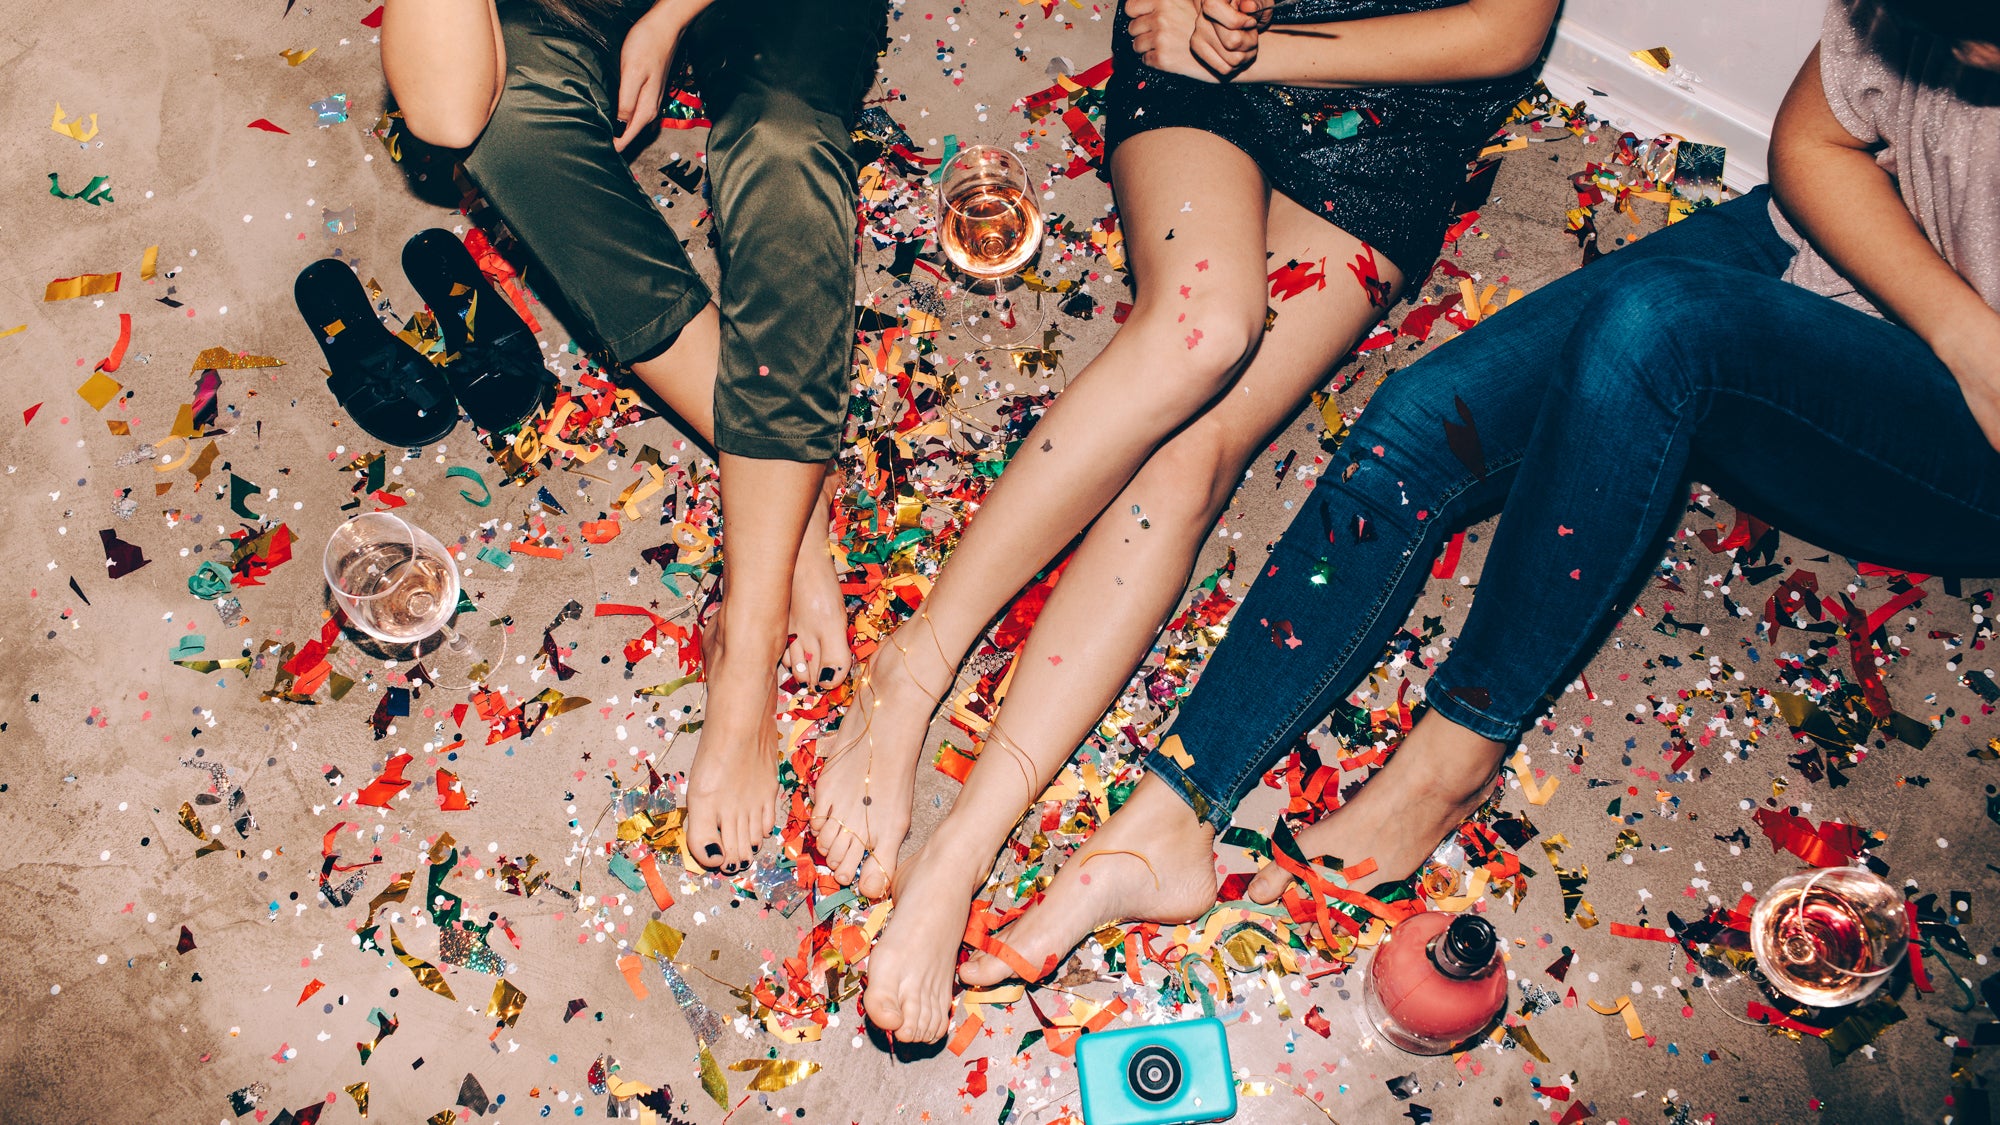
[1076,1017,1237,1125]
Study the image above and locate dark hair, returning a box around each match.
[527,0,637,47]
[1875,0,2000,44]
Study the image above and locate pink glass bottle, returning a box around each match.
[1364,912,1508,1054]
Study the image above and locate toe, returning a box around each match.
[824,827,865,885]
[688,815,726,871]
[864,983,903,1034]
[819,652,853,691]
[720,811,752,871]
[1247,860,1295,905]
[925,993,954,1043]
[856,856,892,902]
[958,947,1010,988]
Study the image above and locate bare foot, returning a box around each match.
[861,830,993,1044]
[684,603,786,873]
[1247,716,1506,903]
[783,512,853,692]
[959,776,1218,988]
[809,610,957,898]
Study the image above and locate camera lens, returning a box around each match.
[1127,1045,1183,1103]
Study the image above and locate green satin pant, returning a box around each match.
[462,0,883,461]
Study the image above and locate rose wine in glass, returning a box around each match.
[324,512,478,662]
[938,145,1043,281]
[1749,866,1905,1008]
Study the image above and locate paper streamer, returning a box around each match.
[1587,994,1646,1039]
[45,273,121,302]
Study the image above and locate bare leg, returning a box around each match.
[629,303,854,690]
[864,193,1395,1004]
[816,129,1271,912]
[860,168,1399,1040]
[683,453,828,871]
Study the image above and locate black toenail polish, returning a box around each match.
[704,843,723,858]
[818,668,835,685]
[750,843,760,854]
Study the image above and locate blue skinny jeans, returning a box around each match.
[1149,188,2000,831]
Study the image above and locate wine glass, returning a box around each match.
[938,145,1044,282]
[323,511,482,670]
[1748,865,1906,1008]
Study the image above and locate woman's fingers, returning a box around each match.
[1189,21,1251,76]
[1199,0,1257,30]
[612,71,658,153]
[1214,24,1255,52]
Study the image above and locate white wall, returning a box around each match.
[1540,0,1825,190]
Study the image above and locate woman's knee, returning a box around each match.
[1123,298,1266,403]
[1559,257,1733,406]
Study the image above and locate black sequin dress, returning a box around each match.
[1105,0,1534,275]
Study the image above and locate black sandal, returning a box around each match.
[401,229,554,435]
[294,259,460,447]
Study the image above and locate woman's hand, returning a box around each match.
[1128,0,1253,82]
[1937,309,2000,454]
[614,0,696,152]
[1195,0,1262,77]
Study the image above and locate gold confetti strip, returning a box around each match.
[1508,750,1561,805]
[280,47,317,66]
[190,346,285,374]
[343,1082,369,1118]
[139,245,159,280]
[44,272,120,301]
[389,928,456,1001]
[1587,994,1647,1039]
[728,1058,821,1093]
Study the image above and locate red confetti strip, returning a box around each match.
[97,312,132,373]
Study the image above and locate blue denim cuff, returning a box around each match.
[1422,670,1526,744]
[1143,735,1237,834]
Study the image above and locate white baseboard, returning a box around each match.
[1539,22,1776,192]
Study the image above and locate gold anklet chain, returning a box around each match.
[819,606,957,880]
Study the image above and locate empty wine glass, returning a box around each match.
[938,144,1043,282]
[1749,865,1906,1008]
[323,511,482,668]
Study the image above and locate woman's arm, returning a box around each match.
[1222,0,1556,87]
[381,0,508,149]
[1770,46,2000,450]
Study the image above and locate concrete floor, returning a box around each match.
[3,1,1998,1123]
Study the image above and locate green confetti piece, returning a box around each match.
[475,546,514,570]
[229,474,262,519]
[446,465,491,507]
[813,886,859,924]
[187,560,233,599]
[606,854,648,896]
[170,634,207,660]
[48,172,114,205]
[928,134,961,184]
